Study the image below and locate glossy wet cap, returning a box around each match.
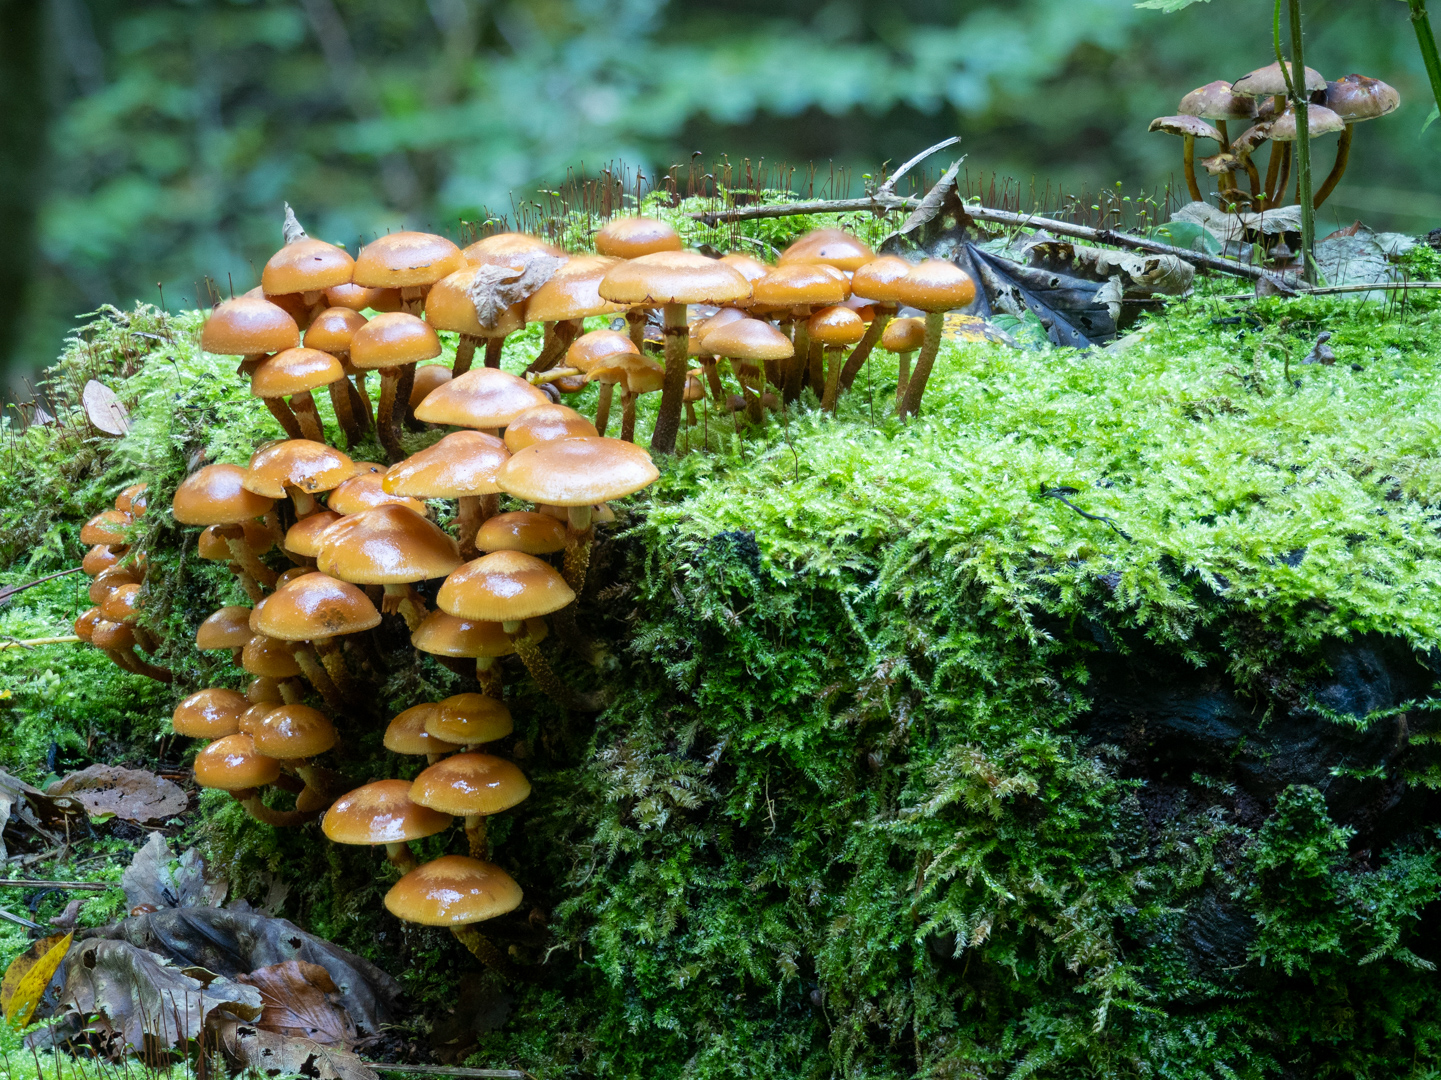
[197,606,255,650]
[598,251,751,306]
[882,317,927,352]
[74,608,102,642]
[241,634,303,678]
[1323,75,1400,122]
[584,352,665,394]
[423,693,515,746]
[413,367,548,429]
[201,297,300,356]
[243,441,358,498]
[411,753,530,817]
[317,505,461,585]
[462,232,565,264]
[438,550,576,622]
[385,704,462,756]
[411,610,545,657]
[327,473,428,517]
[751,264,850,308]
[304,308,368,353]
[850,256,914,305]
[1148,115,1223,140]
[779,228,875,272]
[384,855,522,926]
[410,365,452,409]
[172,688,248,738]
[806,305,866,346]
[424,267,526,337]
[194,734,281,792]
[498,436,659,508]
[692,307,749,349]
[325,283,385,313]
[283,511,343,559]
[252,572,381,640]
[83,544,122,576]
[250,703,337,759]
[475,511,566,555]
[81,510,131,546]
[503,404,597,452]
[198,521,273,561]
[894,260,977,313]
[100,582,142,623]
[115,483,147,515]
[353,232,466,289]
[90,564,140,606]
[1232,61,1326,97]
[525,256,628,323]
[91,618,135,651]
[238,702,278,735]
[247,676,284,704]
[1267,105,1346,141]
[323,779,453,845]
[718,253,771,283]
[383,431,510,499]
[565,329,639,373]
[350,312,442,370]
[594,216,682,259]
[262,238,355,296]
[173,464,276,525]
[702,318,795,361]
[1178,80,1258,121]
[251,348,344,398]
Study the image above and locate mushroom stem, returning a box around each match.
[456,496,488,561]
[839,305,894,392]
[1244,154,1263,200]
[278,679,306,705]
[284,486,319,520]
[897,312,946,421]
[313,638,354,700]
[526,320,582,375]
[806,338,824,398]
[132,625,159,654]
[475,657,502,699]
[1262,141,1283,209]
[625,308,648,353]
[484,336,505,370]
[563,506,594,596]
[351,373,374,428]
[1182,134,1202,203]
[1217,118,1231,152]
[895,350,914,411]
[1313,123,1353,209]
[784,321,810,404]
[449,924,517,978]
[294,762,342,811]
[382,584,427,631]
[376,366,414,464]
[232,789,318,828]
[1272,143,1293,208]
[290,642,345,710]
[454,334,478,377]
[122,647,173,682]
[505,623,573,709]
[737,365,764,425]
[219,525,278,590]
[290,391,327,443]
[701,358,726,404]
[263,396,305,440]
[620,391,637,443]
[463,815,488,860]
[593,383,614,438]
[384,842,419,873]
[649,302,689,455]
[328,379,363,448]
[820,346,847,413]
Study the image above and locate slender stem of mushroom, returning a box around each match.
[132,625,159,653]
[563,507,593,596]
[806,338,824,398]
[273,773,305,795]
[313,638,354,700]
[626,308,648,353]
[1312,123,1353,209]
[328,379,362,448]
[384,584,427,631]
[505,622,573,709]
[526,320,582,374]
[351,373,374,428]
[124,647,172,682]
[449,924,518,977]
[285,486,318,519]
[278,679,306,705]
[383,842,418,873]
[838,306,893,392]
[290,642,344,710]
[220,526,278,589]
[820,347,846,413]
[475,657,502,699]
[620,391,637,443]
[263,397,305,440]
[1263,142,1283,209]
[649,303,689,455]
[1244,154,1263,200]
[895,351,913,410]
[784,321,810,404]
[464,815,488,860]
[1282,0,1318,284]
[232,789,318,828]
[1272,143,1293,209]
[594,382,614,438]
[484,336,504,369]
[376,369,407,463]
[1182,134,1202,203]
[290,391,326,443]
[897,312,946,420]
[1217,119,1231,152]
[454,334,478,377]
[456,496,484,561]
[737,365,763,425]
[701,358,726,404]
[293,762,340,812]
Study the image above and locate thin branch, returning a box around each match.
[0,566,85,607]
[0,636,82,651]
[875,137,961,197]
[1041,487,1133,542]
[1218,280,1441,301]
[364,1064,531,1079]
[0,880,114,890]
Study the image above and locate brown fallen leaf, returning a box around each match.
[465,252,566,329]
[82,380,131,435]
[239,961,357,1047]
[0,770,83,862]
[211,1017,378,1080]
[48,765,187,824]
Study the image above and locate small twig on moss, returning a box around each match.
[1040,487,1132,542]
[0,636,83,651]
[0,566,85,608]
[0,880,113,890]
[365,1065,531,1079]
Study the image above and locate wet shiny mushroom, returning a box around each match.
[250,571,381,704]
[201,295,303,409]
[385,704,463,765]
[410,752,529,859]
[594,217,684,351]
[894,261,977,420]
[563,329,642,437]
[322,779,453,872]
[196,606,255,666]
[382,430,511,560]
[172,688,248,739]
[809,305,867,413]
[522,255,629,374]
[410,611,546,699]
[173,464,279,600]
[412,366,548,435]
[249,703,341,809]
[384,855,522,973]
[881,317,926,410]
[349,312,442,462]
[316,505,461,631]
[750,264,850,403]
[261,222,356,326]
[241,439,359,520]
[304,307,372,445]
[250,347,345,445]
[424,266,526,377]
[699,318,794,425]
[194,733,312,827]
[352,231,466,315]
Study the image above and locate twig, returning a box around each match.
[0,636,82,651]
[364,1063,531,1079]
[1041,487,1133,542]
[0,567,85,607]
[0,880,114,890]
[1218,280,1441,301]
[0,908,45,930]
[874,137,961,198]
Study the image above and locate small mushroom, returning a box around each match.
[322,779,453,873]
[251,347,345,444]
[1264,105,1346,206]
[201,295,302,404]
[750,264,850,403]
[261,225,355,326]
[282,510,343,562]
[249,703,341,809]
[349,312,443,462]
[410,612,547,699]
[425,266,526,377]
[385,855,523,974]
[315,505,461,631]
[881,317,926,410]
[412,366,548,435]
[326,472,429,517]
[172,688,248,739]
[594,217,684,351]
[1314,75,1400,209]
[352,231,466,315]
[1148,115,1224,203]
[808,305,867,413]
[894,261,978,419]
[304,307,373,445]
[410,752,530,860]
[196,606,255,666]
[564,329,643,437]
[523,255,629,374]
[700,318,794,425]
[503,404,598,453]
[385,704,463,765]
[193,734,311,827]
[173,464,278,600]
[250,571,381,703]
[383,430,511,560]
[241,439,359,520]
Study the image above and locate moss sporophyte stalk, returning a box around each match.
[3,195,1441,1079]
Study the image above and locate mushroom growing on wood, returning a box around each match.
[172,688,248,739]
[523,255,629,374]
[250,348,345,445]
[173,464,278,600]
[316,505,461,631]
[894,261,978,420]
[249,703,341,809]
[385,855,523,974]
[261,228,355,326]
[594,217,683,351]
[1148,115,1224,204]
[352,231,466,315]
[700,318,794,424]
[250,571,380,703]
[304,307,372,446]
[563,329,642,437]
[383,430,511,560]
[411,753,530,860]
[322,779,454,873]
[196,606,255,666]
[411,611,546,699]
[241,439,359,520]
[202,297,303,431]
[349,312,442,462]
[194,734,313,827]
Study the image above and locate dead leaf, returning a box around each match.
[50,899,88,931]
[51,938,261,1051]
[239,961,357,1047]
[1314,224,1417,294]
[2,934,72,1025]
[0,771,83,862]
[121,833,225,912]
[82,381,131,436]
[211,1018,378,1080]
[465,252,566,328]
[48,766,187,824]
[1022,241,1194,322]
[1171,201,1302,257]
[97,907,401,1035]
[964,243,1109,349]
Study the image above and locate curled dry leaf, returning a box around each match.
[1023,241,1194,323]
[121,833,226,912]
[48,765,188,824]
[211,1018,379,1080]
[238,960,358,1047]
[82,380,131,435]
[465,252,567,328]
[0,769,83,862]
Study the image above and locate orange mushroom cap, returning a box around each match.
[384,705,463,757]
[196,606,255,651]
[201,297,300,356]
[194,734,281,791]
[474,511,567,555]
[250,704,337,759]
[172,688,249,739]
[242,441,358,499]
[262,238,355,296]
[597,251,751,307]
[382,431,510,499]
[594,216,682,259]
[410,753,530,817]
[352,232,466,289]
[384,855,522,926]
[323,779,453,845]
[779,228,875,272]
[350,312,442,371]
[497,436,658,508]
[412,367,548,429]
[438,550,575,622]
[316,505,461,585]
[174,464,276,525]
[251,572,382,640]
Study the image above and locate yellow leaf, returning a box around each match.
[2,932,72,1026]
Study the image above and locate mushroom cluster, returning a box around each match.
[1151,66,1398,216]
[75,484,170,681]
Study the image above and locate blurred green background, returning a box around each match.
[2,0,1436,392]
